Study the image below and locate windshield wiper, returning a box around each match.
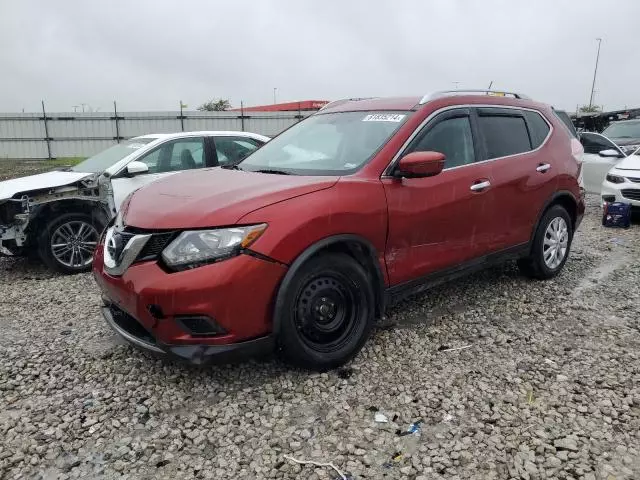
[221,164,244,170]
[253,168,292,175]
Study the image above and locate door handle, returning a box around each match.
[536,163,551,173]
[470,180,491,191]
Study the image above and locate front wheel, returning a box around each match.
[277,253,375,370]
[518,205,573,280]
[38,212,103,274]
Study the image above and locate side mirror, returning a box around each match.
[126,161,149,176]
[395,151,446,178]
[599,149,623,158]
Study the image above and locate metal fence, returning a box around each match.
[0,105,313,159]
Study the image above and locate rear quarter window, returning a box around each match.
[478,112,532,159]
[524,111,551,148]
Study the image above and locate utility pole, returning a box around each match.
[273,87,277,104]
[588,38,602,109]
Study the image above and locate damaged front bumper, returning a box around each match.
[0,197,31,256]
[0,173,110,257]
[100,301,274,364]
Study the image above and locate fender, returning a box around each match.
[527,190,578,252]
[272,234,386,337]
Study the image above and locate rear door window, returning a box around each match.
[477,110,532,159]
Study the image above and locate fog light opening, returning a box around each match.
[176,316,227,337]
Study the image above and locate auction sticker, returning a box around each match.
[362,114,406,122]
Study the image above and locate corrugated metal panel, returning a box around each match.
[0,141,49,159]
[51,139,116,158]
[0,111,314,159]
[0,114,46,139]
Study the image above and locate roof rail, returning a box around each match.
[319,97,377,111]
[419,90,530,104]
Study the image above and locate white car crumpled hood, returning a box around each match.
[0,171,94,201]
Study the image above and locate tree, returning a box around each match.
[579,105,601,113]
[197,99,232,111]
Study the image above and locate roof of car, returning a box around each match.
[319,92,541,114]
[135,131,269,140]
[319,97,423,113]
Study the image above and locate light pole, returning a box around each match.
[452,82,460,90]
[588,38,602,109]
[273,87,277,104]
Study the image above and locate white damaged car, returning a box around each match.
[0,131,268,273]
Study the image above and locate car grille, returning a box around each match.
[118,229,175,263]
[626,176,640,183]
[621,189,640,201]
[136,232,175,262]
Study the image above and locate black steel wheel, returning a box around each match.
[277,253,375,370]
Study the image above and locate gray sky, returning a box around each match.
[1,0,639,113]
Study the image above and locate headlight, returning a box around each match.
[606,174,625,184]
[161,224,267,270]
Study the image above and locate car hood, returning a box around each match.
[613,154,640,171]
[123,168,339,229]
[0,170,94,201]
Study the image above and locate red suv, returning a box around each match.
[93,90,585,370]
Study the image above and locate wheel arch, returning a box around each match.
[272,234,386,337]
[28,199,110,245]
[528,190,578,251]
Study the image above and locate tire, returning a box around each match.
[277,253,375,370]
[518,205,573,280]
[38,212,104,274]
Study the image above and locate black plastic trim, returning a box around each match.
[384,243,529,307]
[272,234,386,336]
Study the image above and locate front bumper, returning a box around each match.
[93,246,288,364]
[601,178,640,207]
[101,302,274,364]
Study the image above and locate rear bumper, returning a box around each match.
[101,301,274,364]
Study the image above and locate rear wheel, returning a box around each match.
[38,212,103,274]
[518,205,573,280]
[277,253,375,370]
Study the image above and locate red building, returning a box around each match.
[231,100,329,112]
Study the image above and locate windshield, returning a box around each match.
[72,138,156,173]
[238,111,411,175]
[602,121,640,139]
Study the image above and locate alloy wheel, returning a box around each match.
[50,220,99,269]
[543,217,569,269]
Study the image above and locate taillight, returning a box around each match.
[571,138,584,164]
[570,138,584,189]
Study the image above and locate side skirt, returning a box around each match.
[384,243,530,307]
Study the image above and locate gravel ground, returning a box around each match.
[1,196,639,480]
